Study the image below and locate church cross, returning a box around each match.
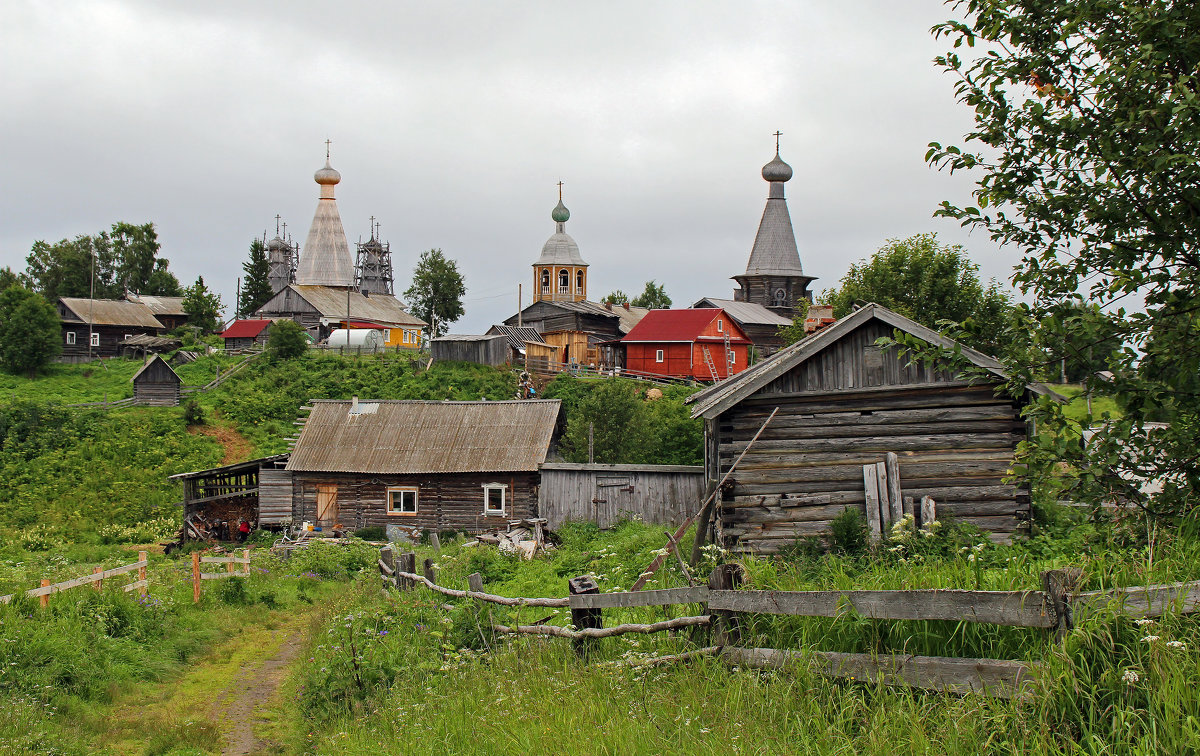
[275,214,281,235]
[325,138,332,160]
[774,130,782,153]
[557,180,564,201]
[369,215,376,238]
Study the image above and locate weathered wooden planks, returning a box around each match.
[707,588,1054,627]
[1073,581,1200,619]
[570,586,711,610]
[723,647,1037,699]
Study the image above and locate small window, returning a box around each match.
[482,483,506,515]
[90,333,100,347]
[655,349,664,363]
[387,487,418,515]
[558,269,569,293]
[66,332,76,345]
[576,270,584,292]
[717,319,723,332]
[382,329,391,342]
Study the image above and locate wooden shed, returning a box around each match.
[538,463,705,529]
[171,454,291,541]
[131,354,182,406]
[686,303,1059,554]
[430,334,508,366]
[286,399,562,533]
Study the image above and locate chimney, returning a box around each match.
[622,302,630,310]
[350,395,359,414]
[804,305,836,334]
[604,302,612,311]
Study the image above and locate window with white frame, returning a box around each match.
[655,349,664,363]
[387,486,418,515]
[717,319,723,332]
[66,332,76,345]
[482,483,506,515]
[90,333,100,347]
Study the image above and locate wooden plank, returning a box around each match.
[920,496,937,529]
[863,464,882,541]
[1073,581,1200,619]
[397,570,569,607]
[719,433,1014,456]
[200,556,251,564]
[200,571,247,580]
[707,588,1053,627]
[874,461,890,531]
[493,615,710,640]
[885,452,903,525]
[723,647,1036,699]
[569,586,710,610]
[122,579,149,593]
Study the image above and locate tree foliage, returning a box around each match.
[0,287,63,377]
[240,238,274,317]
[928,1,1200,516]
[402,249,465,337]
[182,276,224,334]
[601,290,629,306]
[811,233,1012,355]
[268,319,309,360]
[25,222,181,301]
[630,280,672,310]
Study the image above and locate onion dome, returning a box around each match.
[551,199,570,223]
[314,159,341,186]
[762,151,793,183]
[267,235,289,252]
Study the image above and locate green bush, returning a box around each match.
[268,319,308,359]
[182,399,204,425]
[353,526,386,541]
[829,507,867,555]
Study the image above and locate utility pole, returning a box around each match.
[518,284,522,328]
[588,422,594,464]
[88,248,95,361]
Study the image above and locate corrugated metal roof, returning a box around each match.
[487,324,542,351]
[289,285,427,327]
[622,308,751,344]
[220,319,274,338]
[286,399,562,474]
[692,298,793,327]
[59,298,165,328]
[432,334,505,342]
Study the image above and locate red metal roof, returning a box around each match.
[220,319,274,338]
[621,308,751,344]
[343,319,389,329]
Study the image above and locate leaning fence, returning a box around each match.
[378,546,1200,699]
[0,552,149,606]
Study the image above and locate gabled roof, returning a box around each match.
[286,399,562,475]
[59,298,164,328]
[686,303,1061,419]
[692,297,793,327]
[272,285,427,327]
[220,319,274,339]
[125,294,187,316]
[130,354,180,383]
[622,308,750,344]
[509,300,649,334]
[487,324,542,351]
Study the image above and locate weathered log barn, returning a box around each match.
[430,334,508,366]
[286,399,562,533]
[57,298,165,362]
[538,463,705,530]
[171,454,291,541]
[131,354,182,406]
[686,303,1059,554]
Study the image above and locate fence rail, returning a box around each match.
[0,553,148,605]
[379,545,1200,698]
[192,550,251,602]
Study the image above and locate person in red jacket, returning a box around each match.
[237,519,251,543]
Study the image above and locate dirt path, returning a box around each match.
[212,626,306,756]
[192,422,255,464]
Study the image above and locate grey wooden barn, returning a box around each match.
[131,354,182,406]
[171,454,292,541]
[686,303,1059,554]
[430,334,508,366]
[538,463,705,529]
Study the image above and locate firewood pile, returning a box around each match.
[474,518,551,559]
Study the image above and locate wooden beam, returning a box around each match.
[493,615,710,640]
[863,464,882,541]
[706,588,1054,628]
[885,452,903,524]
[1073,580,1200,620]
[569,586,710,610]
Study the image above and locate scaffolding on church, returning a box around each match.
[355,219,394,296]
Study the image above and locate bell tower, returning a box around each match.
[532,183,588,303]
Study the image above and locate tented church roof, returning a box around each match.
[295,157,356,287]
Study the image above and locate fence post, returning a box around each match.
[380,546,396,591]
[398,552,416,590]
[93,566,103,592]
[568,575,601,657]
[243,549,250,575]
[40,579,50,609]
[708,563,744,646]
[226,559,234,575]
[138,551,147,596]
[430,532,441,553]
[192,552,201,604]
[1041,568,1083,642]
[423,558,437,585]
[467,573,484,593]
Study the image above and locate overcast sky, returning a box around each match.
[2,1,1006,332]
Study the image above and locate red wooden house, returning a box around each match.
[621,308,751,381]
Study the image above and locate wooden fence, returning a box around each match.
[0,552,149,606]
[378,547,1200,698]
[191,550,251,603]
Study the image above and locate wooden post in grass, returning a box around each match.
[242,549,250,575]
[138,551,147,596]
[467,573,484,593]
[39,579,49,609]
[227,559,234,575]
[920,496,937,530]
[398,552,416,590]
[885,452,903,526]
[380,546,396,591]
[568,575,601,656]
[93,565,103,592]
[1041,568,1083,642]
[192,552,201,603]
[423,557,436,585]
[708,563,744,646]
[430,532,441,553]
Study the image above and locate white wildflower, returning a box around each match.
[1122,669,1139,684]
[1134,618,1154,626]
[1141,635,1160,643]
[1166,641,1186,650]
